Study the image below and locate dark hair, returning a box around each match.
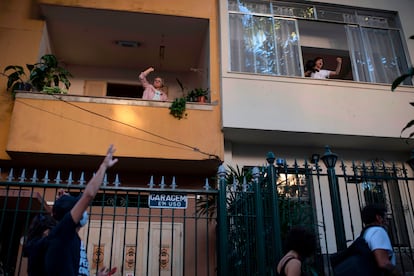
[313,57,323,63]
[361,204,387,225]
[27,213,57,241]
[285,226,317,258]
[52,194,80,221]
[304,60,316,73]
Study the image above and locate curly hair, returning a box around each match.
[361,204,387,225]
[285,226,317,258]
[27,213,57,242]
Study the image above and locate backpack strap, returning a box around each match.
[279,256,298,276]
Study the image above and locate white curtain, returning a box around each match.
[345,26,410,84]
[229,14,302,76]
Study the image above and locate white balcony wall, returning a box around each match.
[222,76,413,138]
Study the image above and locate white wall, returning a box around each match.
[222,76,413,139]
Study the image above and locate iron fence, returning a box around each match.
[1,152,414,276]
[217,152,414,276]
[0,174,218,276]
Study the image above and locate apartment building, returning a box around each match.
[220,0,414,273]
[0,0,413,275]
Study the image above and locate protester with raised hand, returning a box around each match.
[44,145,118,276]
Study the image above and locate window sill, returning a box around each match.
[223,71,414,93]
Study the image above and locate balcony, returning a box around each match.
[7,92,222,175]
[221,74,414,151]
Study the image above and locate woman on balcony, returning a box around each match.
[138,67,168,101]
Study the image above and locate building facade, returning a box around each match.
[0,0,414,275]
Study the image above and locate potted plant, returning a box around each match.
[169,97,187,119]
[29,54,72,93]
[2,54,72,97]
[1,65,32,96]
[187,88,209,103]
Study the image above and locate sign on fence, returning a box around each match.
[148,193,188,209]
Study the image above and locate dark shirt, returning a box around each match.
[44,212,81,276]
[24,237,48,276]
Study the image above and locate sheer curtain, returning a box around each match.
[229,13,302,76]
[345,26,410,84]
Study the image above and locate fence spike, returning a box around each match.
[232,178,237,191]
[79,172,86,186]
[7,168,14,182]
[204,178,211,190]
[242,176,248,192]
[102,173,108,186]
[67,171,74,185]
[148,175,154,189]
[218,165,226,179]
[31,169,38,183]
[42,170,49,184]
[160,176,166,189]
[113,174,121,187]
[252,167,260,180]
[19,169,26,183]
[54,171,62,184]
[170,176,177,189]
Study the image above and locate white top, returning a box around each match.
[364,226,396,265]
[311,69,331,79]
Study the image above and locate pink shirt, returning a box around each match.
[139,72,168,101]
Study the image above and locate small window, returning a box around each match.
[106,83,143,98]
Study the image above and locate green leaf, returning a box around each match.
[391,67,414,91]
[401,119,414,134]
[391,73,410,91]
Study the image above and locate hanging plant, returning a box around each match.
[169,97,187,119]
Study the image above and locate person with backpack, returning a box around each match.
[361,204,402,276]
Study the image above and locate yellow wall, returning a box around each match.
[0,0,45,160]
[8,94,222,161]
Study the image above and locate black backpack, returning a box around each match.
[330,226,381,276]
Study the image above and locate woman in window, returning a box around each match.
[138,67,168,101]
[309,57,342,79]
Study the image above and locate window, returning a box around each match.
[106,83,143,98]
[228,0,412,85]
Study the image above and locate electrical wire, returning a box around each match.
[16,96,221,161]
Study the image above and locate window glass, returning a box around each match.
[228,0,411,85]
[228,0,271,14]
[229,13,302,76]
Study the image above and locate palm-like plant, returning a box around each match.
[391,35,414,138]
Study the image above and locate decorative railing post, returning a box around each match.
[266,152,283,266]
[253,166,266,276]
[217,165,228,276]
[321,146,347,251]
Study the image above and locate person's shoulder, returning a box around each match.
[364,226,388,239]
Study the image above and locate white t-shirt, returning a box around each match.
[364,226,396,265]
[311,69,331,79]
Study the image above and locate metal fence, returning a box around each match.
[1,149,414,276]
[217,150,414,276]
[0,173,218,276]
